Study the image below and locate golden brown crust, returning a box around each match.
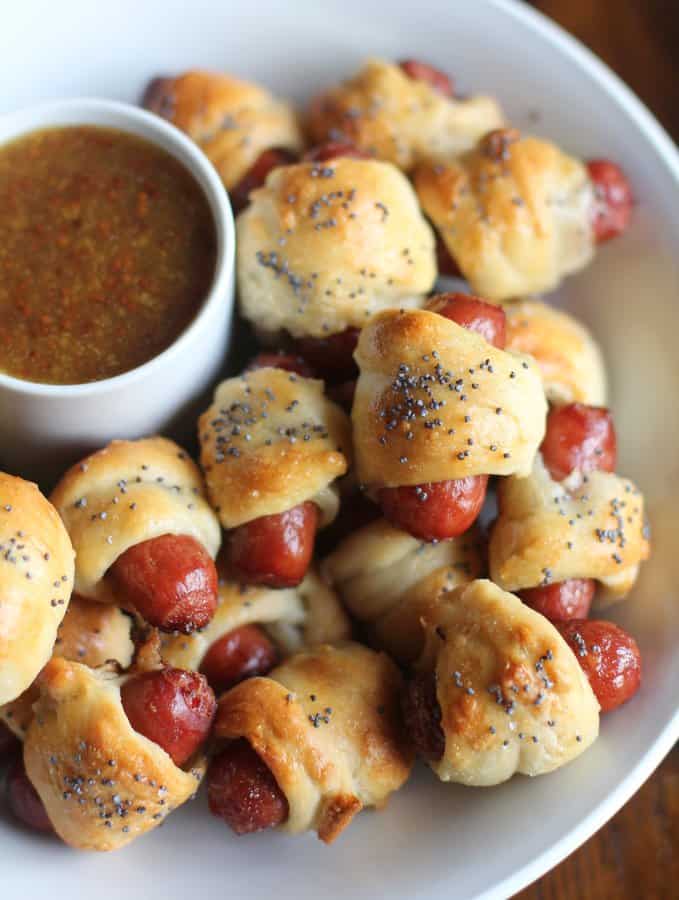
[237,156,436,339]
[322,518,483,662]
[51,595,135,668]
[143,70,303,189]
[352,308,547,487]
[415,131,595,301]
[24,657,206,851]
[198,369,351,529]
[306,58,504,171]
[489,457,650,605]
[0,687,35,739]
[1,596,134,739]
[50,437,221,603]
[214,642,413,841]
[161,567,350,669]
[0,473,74,706]
[504,299,607,405]
[415,580,599,785]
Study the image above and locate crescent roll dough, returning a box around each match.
[214,641,413,842]
[415,129,596,301]
[50,437,221,604]
[1,596,134,739]
[143,69,303,190]
[0,473,74,706]
[352,308,547,488]
[306,58,504,171]
[414,579,599,785]
[489,456,650,607]
[236,156,436,340]
[24,656,206,851]
[322,518,483,663]
[198,368,351,529]
[505,299,607,405]
[161,567,350,668]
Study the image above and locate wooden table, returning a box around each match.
[517,4,678,897]
[530,1,679,140]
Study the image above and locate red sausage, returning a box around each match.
[246,351,314,378]
[303,142,371,163]
[587,159,633,244]
[399,60,454,98]
[110,534,218,634]
[226,502,319,588]
[519,578,596,622]
[379,476,488,542]
[207,739,289,834]
[426,293,507,349]
[294,327,360,383]
[401,673,445,761]
[541,403,617,482]
[120,668,216,766]
[230,147,298,214]
[555,620,641,712]
[200,625,279,695]
[7,757,53,833]
[435,234,462,278]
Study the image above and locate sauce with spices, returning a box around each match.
[0,125,216,384]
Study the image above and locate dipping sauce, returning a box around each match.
[0,125,216,384]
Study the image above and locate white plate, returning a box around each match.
[1,1,678,898]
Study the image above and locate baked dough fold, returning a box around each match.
[50,437,221,604]
[24,657,206,851]
[236,156,436,339]
[322,517,483,662]
[489,457,650,607]
[161,567,350,668]
[1,597,133,739]
[505,299,606,405]
[0,473,74,706]
[307,58,504,171]
[143,69,303,189]
[352,308,547,487]
[414,579,599,785]
[415,130,595,301]
[199,368,351,529]
[214,641,413,842]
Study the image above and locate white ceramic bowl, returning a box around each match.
[0,98,235,483]
[1,2,678,899]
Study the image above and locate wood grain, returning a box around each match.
[529,0,679,139]
[515,747,678,899]
[516,5,678,896]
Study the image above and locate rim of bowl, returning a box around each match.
[0,97,235,397]
[475,5,679,899]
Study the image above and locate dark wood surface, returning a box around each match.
[515,747,678,899]
[517,6,678,898]
[529,1,679,141]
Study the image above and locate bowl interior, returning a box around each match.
[1,2,677,899]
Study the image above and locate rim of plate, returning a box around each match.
[474,4,679,897]
[0,4,677,897]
